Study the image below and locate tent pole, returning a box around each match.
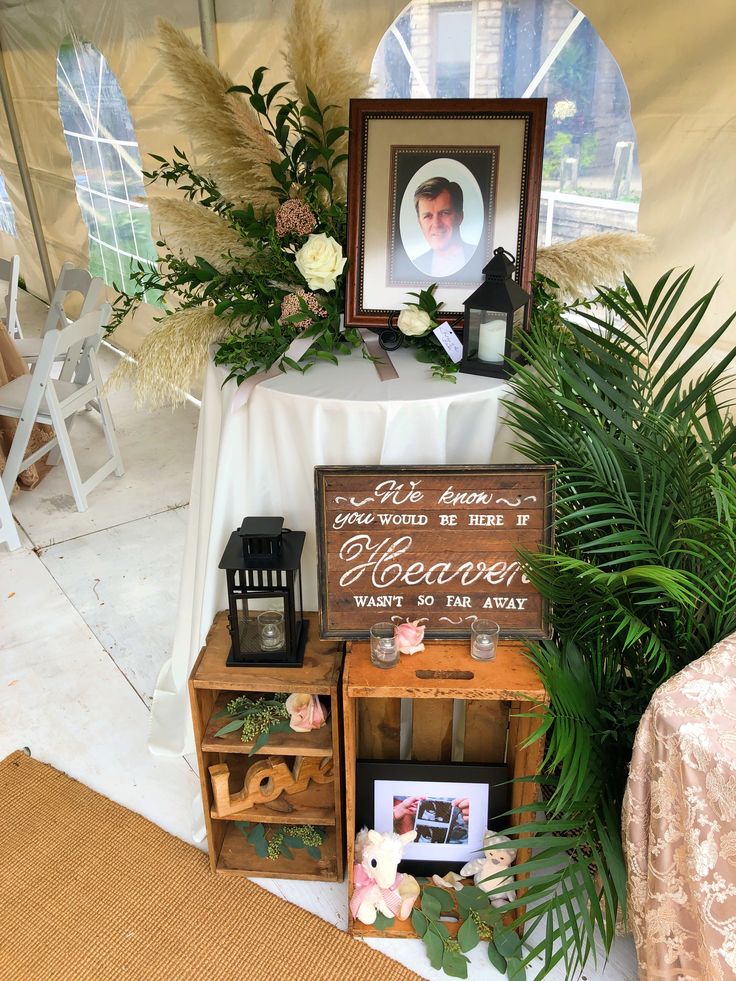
[198,0,219,66]
[0,38,55,301]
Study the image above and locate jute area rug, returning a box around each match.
[0,752,418,981]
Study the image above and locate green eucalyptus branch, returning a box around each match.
[213,692,290,755]
[235,821,325,860]
[371,883,524,980]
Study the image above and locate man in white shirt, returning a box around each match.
[411,176,477,278]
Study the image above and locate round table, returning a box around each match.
[149,346,522,756]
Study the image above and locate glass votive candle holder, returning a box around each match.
[370,622,400,669]
[470,619,500,661]
[258,611,285,650]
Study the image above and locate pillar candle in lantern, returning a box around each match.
[477,318,507,362]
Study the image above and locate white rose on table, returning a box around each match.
[397,307,432,337]
[294,233,346,292]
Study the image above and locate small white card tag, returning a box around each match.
[433,321,463,363]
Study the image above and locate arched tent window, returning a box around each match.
[0,173,17,236]
[373,1,640,245]
[56,37,158,299]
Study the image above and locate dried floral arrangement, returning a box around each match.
[109,7,368,408]
[108,3,652,408]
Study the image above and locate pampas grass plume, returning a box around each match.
[107,308,229,410]
[536,232,654,297]
[148,198,251,272]
[284,0,371,199]
[156,19,279,211]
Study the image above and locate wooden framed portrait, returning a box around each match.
[345,99,547,330]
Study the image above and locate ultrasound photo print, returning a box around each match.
[357,760,508,875]
[393,795,470,845]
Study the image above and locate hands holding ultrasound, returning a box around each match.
[393,796,425,834]
[452,797,470,824]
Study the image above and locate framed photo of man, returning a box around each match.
[345,99,546,331]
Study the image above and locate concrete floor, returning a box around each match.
[0,293,638,981]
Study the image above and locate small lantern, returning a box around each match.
[219,516,307,667]
[460,247,530,378]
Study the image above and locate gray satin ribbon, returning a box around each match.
[358,328,399,381]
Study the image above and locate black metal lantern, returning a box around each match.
[219,516,307,667]
[460,247,530,378]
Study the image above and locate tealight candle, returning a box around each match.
[258,611,285,650]
[477,318,506,363]
[370,622,399,669]
[470,619,500,661]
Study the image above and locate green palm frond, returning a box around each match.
[494,270,736,978]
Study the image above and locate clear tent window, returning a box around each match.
[372,0,640,246]
[56,38,159,300]
[0,174,17,237]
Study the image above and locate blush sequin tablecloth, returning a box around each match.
[623,632,736,979]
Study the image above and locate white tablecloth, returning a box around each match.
[149,346,521,756]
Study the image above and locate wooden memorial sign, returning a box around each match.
[315,465,554,639]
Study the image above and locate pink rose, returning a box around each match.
[285,693,327,732]
[395,620,425,655]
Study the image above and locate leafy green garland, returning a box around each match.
[111,69,454,383]
[235,821,325,861]
[214,692,291,755]
[372,885,525,980]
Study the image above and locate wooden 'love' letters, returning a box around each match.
[209,754,334,818]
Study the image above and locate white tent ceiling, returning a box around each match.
[0,0,734,356]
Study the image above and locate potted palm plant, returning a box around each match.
[486,268,736,977]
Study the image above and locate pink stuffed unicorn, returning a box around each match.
[351,828,420,924]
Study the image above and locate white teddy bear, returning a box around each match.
[460,832,517,907]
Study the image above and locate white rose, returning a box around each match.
[397,307,432,337]
[294,233,346,292]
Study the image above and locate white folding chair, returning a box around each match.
[0,479,21,550]
[0,254,22,339]
[0,303,124,513]
[14,262,105,363]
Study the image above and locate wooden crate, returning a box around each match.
[343,637,547,938]
[189,610,345,881]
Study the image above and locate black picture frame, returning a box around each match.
[355,759,509,877]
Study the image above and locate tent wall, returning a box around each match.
[0,0,734,355]
[0,0,202,349]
